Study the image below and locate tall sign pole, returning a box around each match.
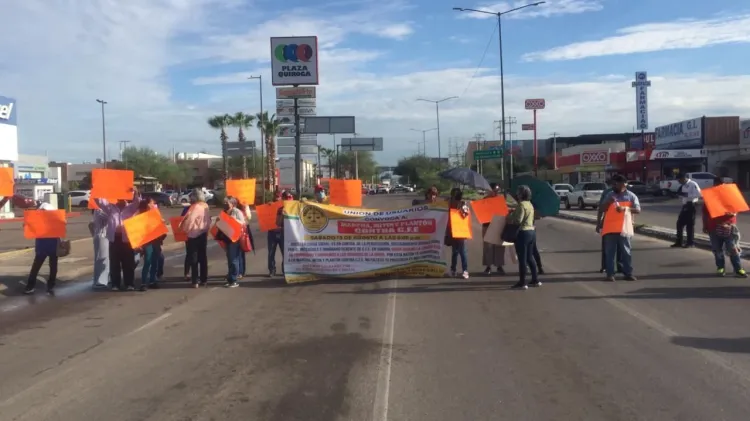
[524,98,546,177]
[632,71,651,148]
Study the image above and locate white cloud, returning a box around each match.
[524,14,750,61]
[460,0,603,19]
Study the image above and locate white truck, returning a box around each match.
[658,172,730,196]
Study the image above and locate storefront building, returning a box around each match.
[13,154,59,200]
[556,147,625,185]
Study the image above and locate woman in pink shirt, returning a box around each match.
[179,188,211,288]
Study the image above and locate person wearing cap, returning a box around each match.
[672,172,701,248]
[314,185,326,203]
[599,174,640,282]
[596,179,623,274]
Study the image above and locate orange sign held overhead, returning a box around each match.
[226,179,257,205]
[602,201,632,236]
[91,169,134,201]
[169,217,188,242]
[470,196,509,224]
[24,210,67,239]
[256,201,284,232]
[0,168,13,197]
[123,207,168,249]
[449,209,472,239]
[329,179,362,207]
[702,183,750,218]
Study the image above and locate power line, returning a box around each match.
[458,24,498,100]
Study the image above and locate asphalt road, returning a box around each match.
[2,194,750,420]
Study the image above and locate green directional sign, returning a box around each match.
[473,148,503,160]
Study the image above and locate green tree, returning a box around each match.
[256,111,282,189]
[230,112,256,178]
[115,147,192,188]
[208,114,233,180]
[319,147,336,178]
[394,154,451,192]
[335,151,377,182]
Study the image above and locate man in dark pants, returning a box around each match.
[596,179,623,273]
[95,188,141,291]
[268,192,292,276]
[672,173,701,248]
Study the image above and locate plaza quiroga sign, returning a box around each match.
[270,36,319,86]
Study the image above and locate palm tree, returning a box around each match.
[208,114,233,180]
[255,111,282,190]
[231,112,256,178]
[319,147,336,178]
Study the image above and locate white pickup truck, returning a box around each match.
[659,172,730,196]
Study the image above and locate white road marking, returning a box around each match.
[127,312,172,336]
[372,278,398,421]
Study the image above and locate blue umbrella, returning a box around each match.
[439,168,492,191]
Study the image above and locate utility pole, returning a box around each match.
[96,99,107,168]
[505,116,517,185]
[474,133,484,175]
[550,132,560,170]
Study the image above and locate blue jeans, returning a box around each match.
[141,244,159,286]
[239,250,246,276]
[514,230,538,285]
[225,241,241,283]
[603,234,633,277]
[450,239,468,272]
[267,231,284,274]
[710,233,742,272]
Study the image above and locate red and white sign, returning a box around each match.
[522,124,535,131]
[524,99,546,110]
[580,151,610,165]
[649,149,706,160]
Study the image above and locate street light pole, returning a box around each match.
[410,128,437,157]
[119,140,131,169]
[416,97,457,163]
[96,99,107,168]
[248,75,265,202]
[453,1,545,184]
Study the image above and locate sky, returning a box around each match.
[1,0,749,166]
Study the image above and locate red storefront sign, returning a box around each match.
[580,151,610,165]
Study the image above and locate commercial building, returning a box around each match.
[555,143,627,185]
[277,157,315,191]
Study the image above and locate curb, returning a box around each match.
[554,211,750,259]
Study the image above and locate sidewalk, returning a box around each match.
[556,209,750,258]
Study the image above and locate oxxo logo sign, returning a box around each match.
[580,151,608,165]
[0,102,13,120]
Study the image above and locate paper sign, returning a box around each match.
[0,168,13,197]
[256,201,284,232]
[24,210,67,239]
[471,196,509,224]
[602,201,632,236]
[329,179,363,207]
[226,179,257,205]
[91,169,134,201]
[217,212,243,242]
[123,207,168,248]
[482,215,507,245]
[169,216,187,242]
[449,209,472,239]
[702,183,750,218]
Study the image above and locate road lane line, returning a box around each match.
[127,312,172,336]
[575,278,750,386]
[372,278,398,421]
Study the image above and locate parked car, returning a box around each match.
[377,185,390,194]
[658,172,731,196]
[564,182,607,210]
[67,190,91,207]
[552,183,574,201]
[12,194,36,209]
[142,191,175,207]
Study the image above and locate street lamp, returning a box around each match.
[416,97,457,162]
[410,128,437,157]
[96,99,107,168]
[248,75,265,202]
[453,2,545,183]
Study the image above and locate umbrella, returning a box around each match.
[510,175,559,217]
[439,168,492,191]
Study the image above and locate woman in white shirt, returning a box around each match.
[219,197,246,288]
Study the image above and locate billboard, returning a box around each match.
[0,96,18,162]
[655,117,702,149]
[270,36,319,86]
[631,71,650,130]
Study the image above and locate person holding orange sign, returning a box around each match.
[136,198,168,291]
[217,196,246,288]
[179,189,211,288]
[446,188,471,279]
[599,174,640,282]
[23,202,62,296]
[701,176,747,278]
[268,191,293,277]
[95,188,141,291]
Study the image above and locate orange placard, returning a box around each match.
[91,169,134,201]
[329,179,363,207]
[470,196,509,224]
[217,211,243,242]
[0,168,13,197]
[256,201,283,232]
[123,207,168,249]
[449,209,473,239]
[210,222,219,239]
[226,179,257,205]
[602,201,632,236]
[23,210,67,239]
[169,216,187,242]
[702,183,750,219]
